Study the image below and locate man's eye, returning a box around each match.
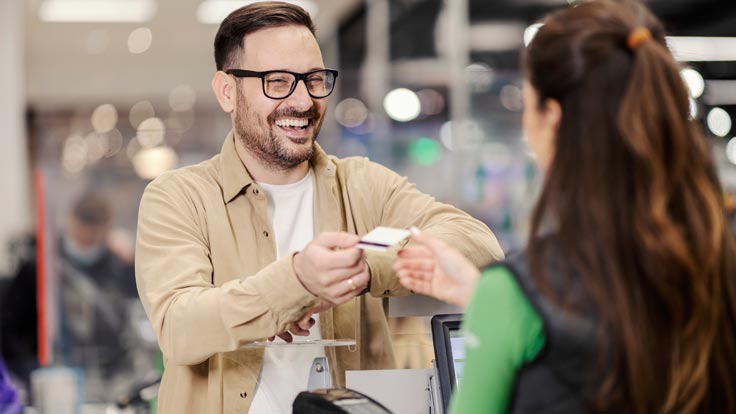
[267,78,290,84]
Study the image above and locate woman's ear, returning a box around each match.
[212,71,236,113]
[543,98,562,134]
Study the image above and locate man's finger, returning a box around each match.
[277,331,293,343]
[313,232,360,249]
[320,248,362,270]
[296,316,315,332]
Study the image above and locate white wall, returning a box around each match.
[0,0,30,275]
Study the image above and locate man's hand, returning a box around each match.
[267,300,334,342]
[268,318,315,343]
[293,232,370,305]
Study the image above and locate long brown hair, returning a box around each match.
[524,1,736,413]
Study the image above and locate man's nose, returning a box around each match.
[283,79,313,111]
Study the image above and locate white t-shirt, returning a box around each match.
[249,169,326,414]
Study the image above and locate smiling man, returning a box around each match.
[134,2,503,413]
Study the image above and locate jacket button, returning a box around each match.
[263,230,269,237]
[383,289,390,295]
[252,188,259,195]
[239,392,247,398]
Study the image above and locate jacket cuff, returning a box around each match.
[249,253,319,327]
[364,247,410,297]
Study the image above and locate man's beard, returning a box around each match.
[234,86,323,171]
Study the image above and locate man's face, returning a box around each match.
[232,25,327,171]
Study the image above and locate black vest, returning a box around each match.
[498,248,601,414]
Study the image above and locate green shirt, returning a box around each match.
[449,266,546,414]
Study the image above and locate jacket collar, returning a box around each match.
[221,130,337,203]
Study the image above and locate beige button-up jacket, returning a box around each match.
[135,132,503,413]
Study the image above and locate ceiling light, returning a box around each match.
[39,0,156,23]
[196,0,318,24]
[666,37,736,62]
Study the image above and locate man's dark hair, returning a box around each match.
[214,1,316,71]
[71,192,111,226]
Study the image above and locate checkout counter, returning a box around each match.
[294,295,463,414]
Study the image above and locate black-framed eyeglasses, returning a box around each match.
[225,68,339,99]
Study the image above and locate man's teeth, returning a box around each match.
[275,118,309,128]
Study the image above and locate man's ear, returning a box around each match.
[212,71,236,113]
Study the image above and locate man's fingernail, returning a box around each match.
[410,226,421,235]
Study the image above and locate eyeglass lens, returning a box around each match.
[263,70,335,99]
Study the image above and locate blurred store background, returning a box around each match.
[0,0,735,412]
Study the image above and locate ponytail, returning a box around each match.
[525,1,736,412]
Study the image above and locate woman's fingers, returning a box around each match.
[397,245,433,259]
[398,273,433,295]
[393,257,434,275]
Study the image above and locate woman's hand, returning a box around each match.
[393,228,481,308]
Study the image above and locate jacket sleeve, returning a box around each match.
[135,175,319,366]
[354,161,505,297]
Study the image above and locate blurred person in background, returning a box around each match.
[394,1,736,413]
[134,2,502,413]
[1,192,138,401]
[0,357,21,414]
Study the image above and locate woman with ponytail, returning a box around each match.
[394,1,736,413]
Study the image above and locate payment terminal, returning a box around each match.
[293,388,394,414]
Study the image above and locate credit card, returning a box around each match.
[356,227,411,251]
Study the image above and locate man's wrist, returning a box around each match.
[357,259,371,296]
[291,251,312,294]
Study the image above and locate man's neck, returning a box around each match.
[234,139,310,185]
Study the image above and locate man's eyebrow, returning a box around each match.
[262,67,326,72]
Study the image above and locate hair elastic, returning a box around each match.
[627,27,652,50]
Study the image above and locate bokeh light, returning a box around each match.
[465,63,494,93]
[62,134,88,174]
[129,100,155,128]
[689,97,699,120]
[439,121,454,150]
[85,132,109,162]
[417,89,445,116]
[384,88,421,122]
[335,98,369,128]
[408,137,442,166]
[680,67,705,99]
[137,117,166,148]
[707,107,732,137]
[439,120,485,151]
[169,84,197,111]
[132,147,178,179]
[128,27,153,54]
[91,103,118,133]
[106,128,124,157]
[726,137,736,165]
[165,109,195,135]
[524,23,544,47]
[500,84,523,112]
